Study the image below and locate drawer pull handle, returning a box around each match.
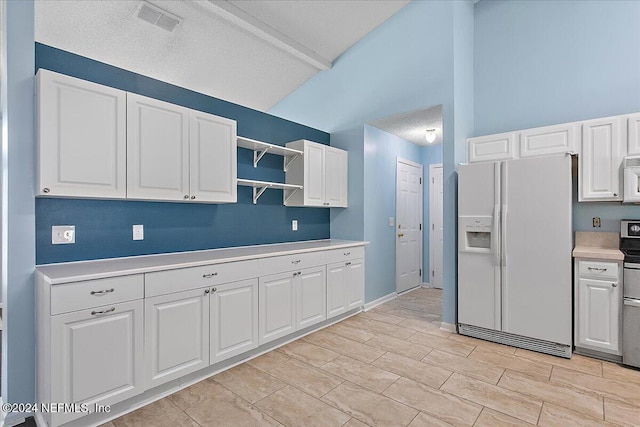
[292,260,301,264]
[91,307,116,316]
[587,267,607,271]
[203,273,218,278]
[344,252,351,256]
[90,288,115,295]
[345,262,352,266]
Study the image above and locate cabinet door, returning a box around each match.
[324,147,348,207]
[51,300,143,426]
[189,111,237,203]
[210,279,258,364]
[346,259,365,310]
[519,123,578,158]
[296,267,326,330]
[304,142,325,206]
[467,132,517,163]
[577,278,620,354]
[327,262,348,318]
[145,288,210,388]
[127,93,190,201]
[580,117,624,201]
[259,271,296,345]
[628,113,640,155]
[37,70,126,198]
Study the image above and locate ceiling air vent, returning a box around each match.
[135,1,182,32]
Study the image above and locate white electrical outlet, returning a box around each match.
[292,220,298,231]
[133,224,144,240]
[52,225,75,244]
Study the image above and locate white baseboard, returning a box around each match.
[440,322,456,333]
[364,292,397,311]
[421,282,430,287]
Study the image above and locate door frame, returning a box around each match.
[395,157,424,294]
[429,163,443,289]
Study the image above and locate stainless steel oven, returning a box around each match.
[621,220,640,367]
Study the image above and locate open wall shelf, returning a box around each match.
[237,136,303,170]
[237,178,303,204]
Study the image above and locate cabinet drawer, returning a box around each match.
[578,261,619,280]
[259,251,326,276]
[325,246,364,265]
[145,259,259,297]
[51,275,143,315]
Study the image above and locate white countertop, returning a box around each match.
[572,231,623,262]
[37,239,367,285]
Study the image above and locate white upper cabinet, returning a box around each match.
[627,113,640,155]
[467,132,517,163]
[189,111,237,203]
[519,123,578,158]
[324,147,348,206]
[580,116,624,201]
[284,140,348,207]
[37,69,127,198]
[127,93,190,201]
[38,71,237,203]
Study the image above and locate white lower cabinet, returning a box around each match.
[575,259,622,356]
[210,279,259,364]
[296,266,327,330]
[327,259,365,317]
[50,300,144,426]
[259,271,296,344]
[145,288,210,388]
[38,243,365,426]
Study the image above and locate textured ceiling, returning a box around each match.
[369,105,443,146]
[35,0,409,112]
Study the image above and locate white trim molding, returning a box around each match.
[440,322,457,333]
[364,292,397,311]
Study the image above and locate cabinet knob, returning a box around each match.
[191,195,196,200]
[212,287,217,292]
[612,283,617,287]
[614,193,618,197]
[204,289,210,295]
[43,188,50,194]
[184,195,190,199]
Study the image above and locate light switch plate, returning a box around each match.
[52,225,75,244]
[389,217,395,227]
[133,224,144,240]
[292,220,298,231]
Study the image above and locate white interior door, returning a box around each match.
[396,158,423,294]
[429,164,444,289]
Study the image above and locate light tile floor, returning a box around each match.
[106,287,640,427]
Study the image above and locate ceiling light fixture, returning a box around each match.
[425,129,437,144]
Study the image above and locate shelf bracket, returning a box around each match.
[252,185,270,204]
[284,187,301,204]
[253,147,270,168]
[284,154,300,172]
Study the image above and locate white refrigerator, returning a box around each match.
[458,154,572,357]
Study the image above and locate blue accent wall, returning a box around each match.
[35,43,330,264]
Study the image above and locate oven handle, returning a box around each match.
[624,298,640,308]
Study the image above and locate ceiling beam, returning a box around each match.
[204,0,332,71]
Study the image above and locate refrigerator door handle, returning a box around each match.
[493,204,500,266]
[502,204,508,267]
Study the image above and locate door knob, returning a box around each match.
[398,233,404,237]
